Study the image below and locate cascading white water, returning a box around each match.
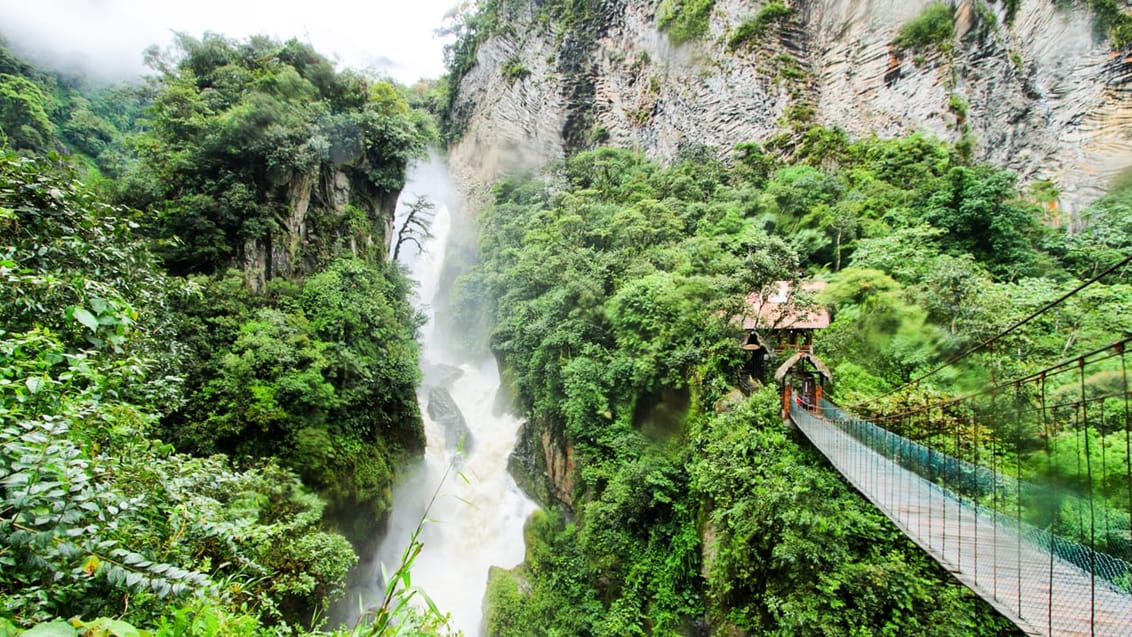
[342,151,536,636]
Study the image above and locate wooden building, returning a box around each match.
[735,280,832,412]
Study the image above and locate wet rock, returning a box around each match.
[427,387,474,455]
[422,362,465,388]
[508,416,574,509]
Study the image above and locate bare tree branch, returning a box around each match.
[393,195,436,262]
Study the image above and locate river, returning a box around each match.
[338,152,536,635]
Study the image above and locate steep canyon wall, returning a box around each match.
[449,0,1132,213]
[240,166,398,291]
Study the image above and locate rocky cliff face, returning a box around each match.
[509,414,576,507]
[240,166,397,291]
[449,0,1132,213]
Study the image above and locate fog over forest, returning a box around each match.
[0,0,452,83]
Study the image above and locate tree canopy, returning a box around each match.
[123,33,433,275]
[467,135,1128,635]
[0,36,438,634]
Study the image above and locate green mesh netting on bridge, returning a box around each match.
[790,400,1132,635]
[812,399,1132,593]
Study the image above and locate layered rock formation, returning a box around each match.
[509,415,576,507]
[240,166,398,291]
[449,0,1132,213]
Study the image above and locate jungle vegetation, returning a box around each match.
[4,6,1132,636]
[1,35,445,635]
[456,138,1131,635]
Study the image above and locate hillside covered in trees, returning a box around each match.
[459,138,1131,635]
[432,2,1132,631]
[0,35,449,635]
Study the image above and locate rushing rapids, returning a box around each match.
[339,152,536,634]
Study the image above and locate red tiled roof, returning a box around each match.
[739,280,831,330]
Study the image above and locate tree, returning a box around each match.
[921,165,1042,279]
[0,73,54,151]
[124,34,432,276]
[0,153,359,630]
[393,195,435,261]
[762,165,846,266]
[1054,186,1132,279]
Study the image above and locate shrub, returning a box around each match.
[1085,0,1132,48]
[1003,0,1020,25]
[893,2,955,53]
[502,56,531,84]
[948,93,968,121]
[727,1,794,52]
[657,0,717,45]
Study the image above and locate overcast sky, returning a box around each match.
[0,0,458,84]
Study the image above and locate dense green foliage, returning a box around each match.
[488,390,1018,636]
[0,42,146,178]
[500,56,531,84]
[691,390,1011,634]
[5,4,1131,634]
[164,258,425,534]
[454,138,1093,634]
[88,34,433,543]
[0,73,53,151]
[656,0,717,45]
[893,2,956,53]
[0,155,354,630]
[121,33,432,275]
[1053,183,1132,277]
[1,38,439,635]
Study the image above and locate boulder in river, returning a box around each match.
[422,362,465,389]
[427,387,474,455]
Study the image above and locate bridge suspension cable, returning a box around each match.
[860,336,1132,425]
[793,333,1132,635]
[851,252,1132,412]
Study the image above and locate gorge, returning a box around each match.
[337,154,537,635]
[1,1,1131,635]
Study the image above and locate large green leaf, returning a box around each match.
[71,307,98,332]
[20,621,76,637]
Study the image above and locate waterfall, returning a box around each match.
[339,151,536,635]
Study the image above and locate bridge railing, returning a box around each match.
[790,399,1132,636]
[811,398,1132,593]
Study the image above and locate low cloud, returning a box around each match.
[0,0,454,84]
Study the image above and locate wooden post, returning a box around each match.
[783,384,792,418]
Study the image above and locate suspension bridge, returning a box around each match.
[782,257,1132,636]
[790,396,1131,636]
